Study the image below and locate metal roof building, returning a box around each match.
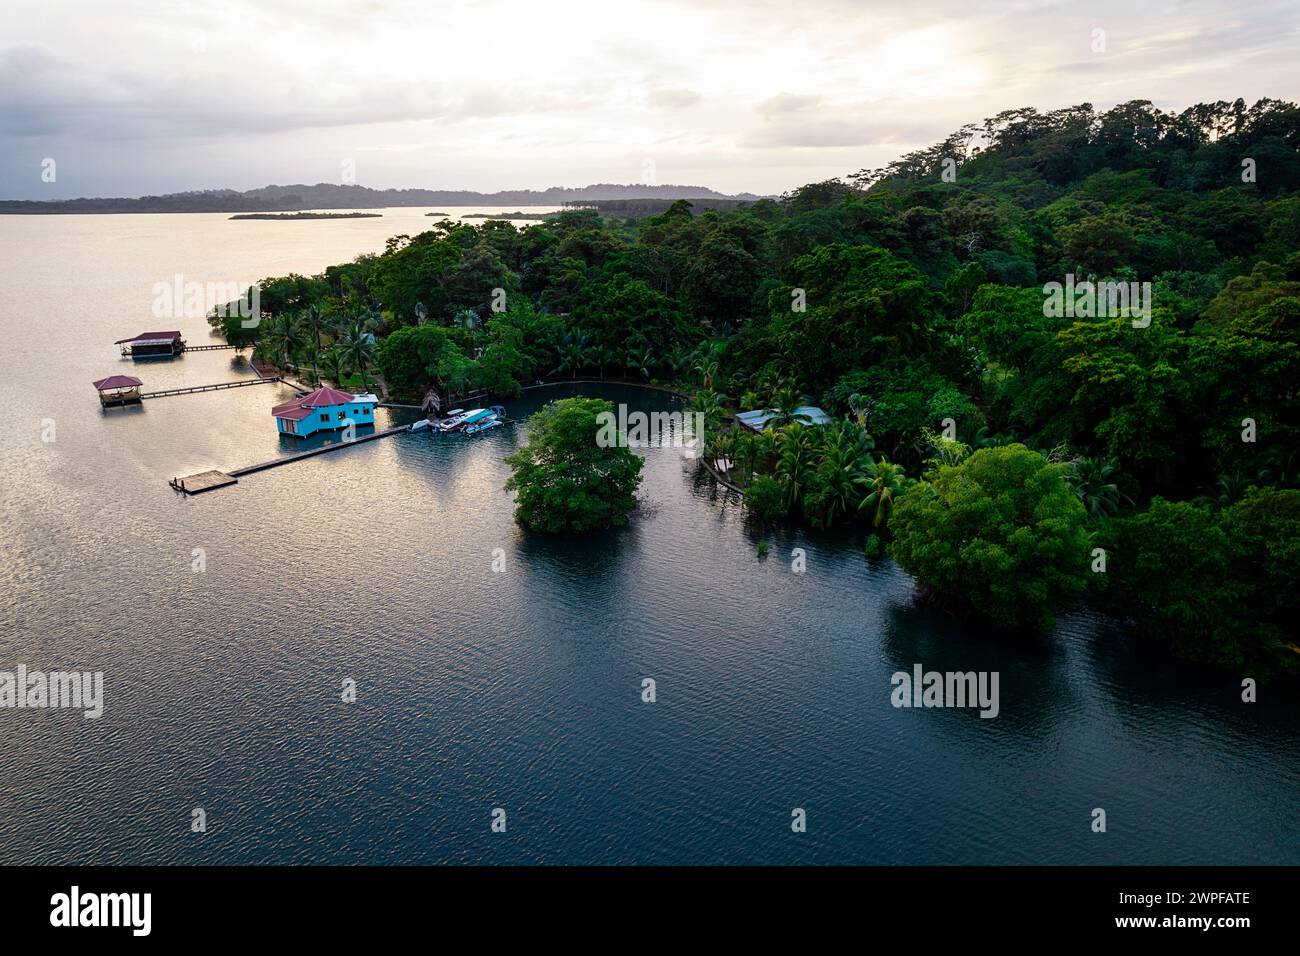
[115,330,185,357]
[734,406,833,432]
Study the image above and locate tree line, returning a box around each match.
[217,97,1300,676]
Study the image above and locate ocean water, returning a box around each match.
[0,210,1296,865]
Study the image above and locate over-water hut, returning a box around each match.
[115,330,185,358]
[93,375,143,406]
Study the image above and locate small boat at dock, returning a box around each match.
[464,411,504,434]
[432,409,469,433]
[430,405,507,435]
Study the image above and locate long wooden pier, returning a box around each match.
[170,422,411,494]
[184,344,240,352]
[228,424,409,476]
[141,377,280,400]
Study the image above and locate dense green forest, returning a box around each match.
[218,97,1300,675]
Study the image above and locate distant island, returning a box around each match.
[423,212,450,217]
[229,211,382,220]
[0,182,769,215]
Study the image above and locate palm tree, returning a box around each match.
[857,458,913,528]
[593,346,617,379]
[734,431,759,484]
[709,430,737,475]
[775,424,817,511]
[340,320,377,388]
[453,309,485,358]
[303,342,322,385]
[301,303,326,359]
[694,356,719,390]
[810,431,872,527]
[752,428,778,471]
[831,419,875,460]
[252,336,278,372]
[690,390,728,463]
[267,312,305,370]
[1066,457,1132,518]
[625,346,656,381]
[766,384,813,429]
[663,344,692,381]
[321,346,350,387]
[554,331,591,379]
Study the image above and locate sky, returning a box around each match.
[2,0,1298,199]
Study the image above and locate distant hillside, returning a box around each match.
[0,182,768,214]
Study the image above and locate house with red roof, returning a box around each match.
[272,385,377,437]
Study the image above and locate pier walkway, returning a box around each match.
[228,424,409,477]
[170,422,411,494]
[141,377,280,400]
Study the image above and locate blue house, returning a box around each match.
[272,385,377,437]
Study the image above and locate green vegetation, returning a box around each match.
[889,445,1090,630]
[216,97,1300,672]
[1098,489,1300,669]
[504,397,644,533]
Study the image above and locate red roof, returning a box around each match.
[274,406,315,421]
[272,385,369,419]
[302,385,357,406]
[114,331,182,344]
[93,375,143,390]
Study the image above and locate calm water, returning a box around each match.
[0,211,1296,865]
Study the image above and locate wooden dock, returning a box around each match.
[184,344,240,352]
[168,423,412,494]
[140,377,280,400]
[170,470,238,495]
[228,424,409,477]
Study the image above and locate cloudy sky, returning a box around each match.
[3,0,1298,199]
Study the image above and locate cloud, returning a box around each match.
[1,0,1297,198]
[647,87,704,109]
[756,93,824,115]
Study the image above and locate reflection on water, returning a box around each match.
[0,214,1296,865]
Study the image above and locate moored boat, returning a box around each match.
[454,408,494,432]
[432,409,469,433]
